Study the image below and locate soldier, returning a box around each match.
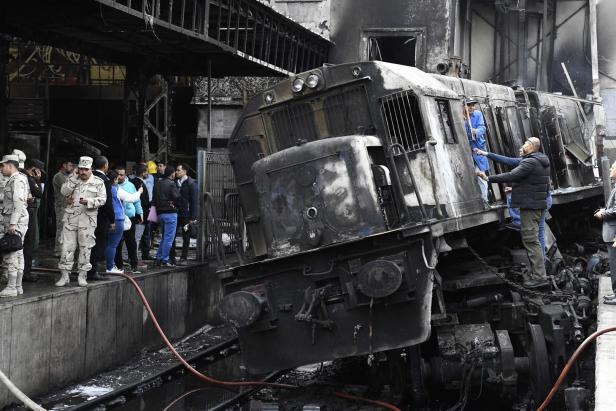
[0,155,29,297]
[52,160,75,257]
[56,156,106,287]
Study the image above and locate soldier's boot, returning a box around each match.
[78,271,88,287]
[55,271,70,287]
[16,271,23,295]
[0,274,18,298]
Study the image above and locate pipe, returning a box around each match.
[0,369,46,411]
[537,326,616,411]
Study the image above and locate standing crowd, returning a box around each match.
[0,152,198,297]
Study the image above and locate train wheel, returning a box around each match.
[528,323,551,404]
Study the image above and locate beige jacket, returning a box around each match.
[61,174,107,227]
[2,172,29,226]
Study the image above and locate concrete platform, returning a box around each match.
[595,276,616,411]
[0,261,223,408]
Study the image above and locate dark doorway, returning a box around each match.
[368,36,416,66]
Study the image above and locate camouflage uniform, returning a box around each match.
[0,174,9,281]
[57,173,106,287]
[53,171,71,256]
[0,172,29,297]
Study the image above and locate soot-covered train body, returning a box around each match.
[218,61,602,406]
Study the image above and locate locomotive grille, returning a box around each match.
[380,90,427,152]
[265,85,372,150]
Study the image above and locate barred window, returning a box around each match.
[380,91,426,152]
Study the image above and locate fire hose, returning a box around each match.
[108,272,401,410]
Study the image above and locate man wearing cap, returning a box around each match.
[0,154,29,297]
[463,99,489,202]
[477,137,551,288]
[22,159,45,282]
[52,160,75,257]
[56,156,107,287]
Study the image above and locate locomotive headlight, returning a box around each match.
[264,92,275,104]
[219,291,265,328]
[305,73,320,89]
[357,260,403,298]
[351,66,362,77]
[292,77,305,93]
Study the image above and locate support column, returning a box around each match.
[516,0,527,87]
[0,36,8,154]
[197,149,207,262]
[589,0,608,167]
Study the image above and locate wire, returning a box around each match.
[106,272,295,389]
[537,325,616,411]
[333,391,401,411]
[162,387,210,411]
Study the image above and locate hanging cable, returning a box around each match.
[537,325,616,411]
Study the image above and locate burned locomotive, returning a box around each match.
[217,61,602,408]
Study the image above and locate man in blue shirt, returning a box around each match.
[463,98,489,202]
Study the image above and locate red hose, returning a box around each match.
[107,272,295,389]
[334,391,401,411]
[537,325,616,411]
[109,272,402,410]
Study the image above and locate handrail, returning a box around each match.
[389,142,428,222]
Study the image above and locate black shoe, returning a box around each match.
[130,266,141,274]
[88,272,105,281]
[523,278,549,289]
[22,273,39,282]
[142,254,154,261]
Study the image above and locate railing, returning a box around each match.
[103,0,329,74]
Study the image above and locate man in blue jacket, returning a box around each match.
[477,137,551,288]
[171,163,199,265]
[114,166,143,272]
[463,98,489,202]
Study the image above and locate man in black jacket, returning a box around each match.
[22,159,44,282]
[154,165,180,267]
[88,155,114,280]
[171,163,198,264]
[478,137,551,288]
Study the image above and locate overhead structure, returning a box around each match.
[0,0,331,77]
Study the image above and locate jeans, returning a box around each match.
[520,209,547,279]
[156,213,178,263]
[116,216,138,268]
[105,219,125,270]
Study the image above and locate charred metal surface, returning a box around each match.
[220,61,604,408]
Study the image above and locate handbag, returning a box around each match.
[123,215,132,231]
[0,233,22,253]
[147,206,158,223]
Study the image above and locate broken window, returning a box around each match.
[368,36,416,66]
[436,99,456,144]
[380,91,426,152]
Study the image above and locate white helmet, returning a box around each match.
[11,149,26,169]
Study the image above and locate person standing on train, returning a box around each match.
[594,161,616,305]
[473,147,553,261]
[476,137,551,288]
[463,98,489,202]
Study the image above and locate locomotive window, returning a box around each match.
[267,103,318,150]
[436,99,456,144]
[323,85,372,136]
[380,91,426,152]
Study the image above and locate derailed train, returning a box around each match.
[217,61,604,409]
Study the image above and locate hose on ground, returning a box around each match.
[0,369,46,411]
[110,271,402,410]
[106,272,294,389]
[537,325,616,411]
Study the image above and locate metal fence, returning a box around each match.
[204,151,242,258]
